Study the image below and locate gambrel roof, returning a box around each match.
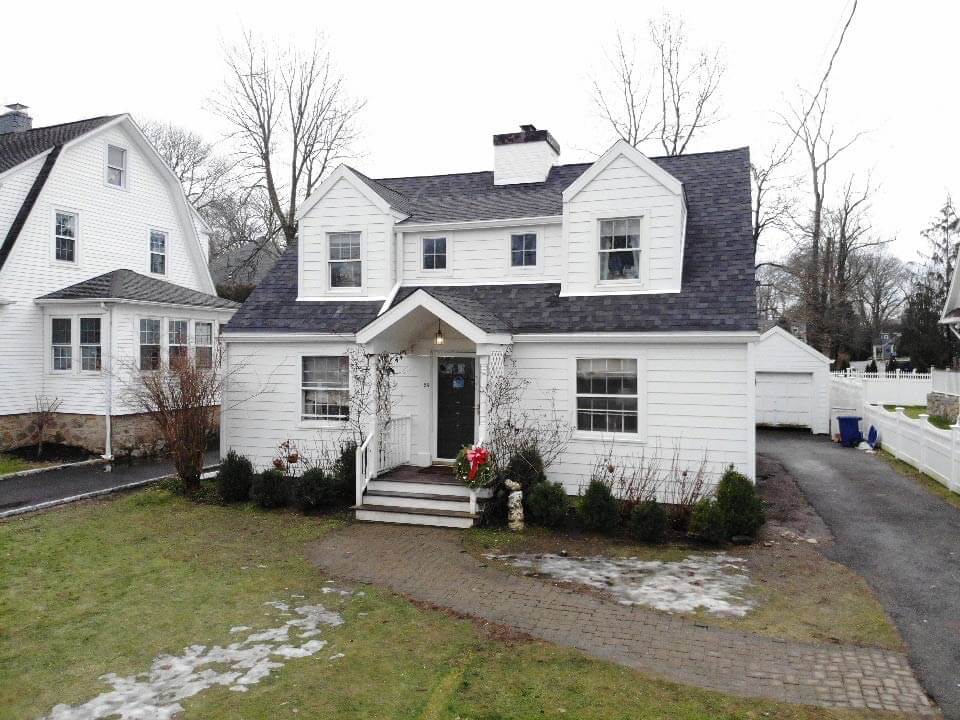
[226,146,756,335]
[0,115,118,175]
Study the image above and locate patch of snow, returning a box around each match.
[489,553,753,617]
[328,653,345,661]
[43,594,351,720]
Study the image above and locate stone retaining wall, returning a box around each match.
[927,392,959,421]
[0,408,221,456]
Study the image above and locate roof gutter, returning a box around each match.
[34,297,238,312]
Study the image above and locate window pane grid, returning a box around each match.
[302,356,349,420]
[55,212,76,262]
[510,233,537,267]
[195,322,214,369]
[51,318,72,371]
[575,358,639,434]
[422,237,447,270]
[328,232,362,287]
[79,318,101,371]
[150,230,167,274]
[107,145,125,187]
[139,319,161,370]
[599,217,641,281]
[168,320,188,366]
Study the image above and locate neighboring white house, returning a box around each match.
[0,105,238,457]
[222,124,757,526]
[754,326,830,434]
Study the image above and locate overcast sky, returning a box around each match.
[3,0,956,263]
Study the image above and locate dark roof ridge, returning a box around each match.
[0,114,120,138]
[38,268,239,309]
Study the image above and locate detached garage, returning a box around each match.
[755,326,830,434]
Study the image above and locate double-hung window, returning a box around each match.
[52,318,72,371]
[195,322,214,369]
[302,356,349,421]
[328,232,361,288]
[149,230,167,275]
[510,233,537,267]
[79,318,102,372]
[422,237,446,270]
[55,211,77,262]
[139,319,161,370]
[168,320,188,366]
[599,217,641,282]
[107,145,126,188]
[576,358,639,434]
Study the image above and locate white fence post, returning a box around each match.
[952,424,960,492]
[893,407,905,459]
[919,414,929,474]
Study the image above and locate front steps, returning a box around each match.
[354,465,488,528]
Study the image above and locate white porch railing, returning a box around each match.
[932,369,960,396]
[355,415,412,506]
[864,404,960,493]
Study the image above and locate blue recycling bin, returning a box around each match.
[837,416,863,447]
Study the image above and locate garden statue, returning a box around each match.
[505,478,523,531]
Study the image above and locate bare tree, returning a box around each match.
[593,12,724,155]
[206,185,284,285]
[33,395,63,459]
[856,246,910,338]
[214,32,364,245]
[751,143,795,254]
[124,355,224,494]
[139,120,234,212]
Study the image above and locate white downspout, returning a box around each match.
[102,302,114,460]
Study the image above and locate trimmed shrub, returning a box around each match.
[715,467,765,539]
[579,479,620,533]
[333,441,357,490]
[688,497,726,545]
[479,477,509,528]
[506,445,547,497]
[628,500,668,543]
[251,469,288,509]
[292,467,338,512]
[216,451,254,503]
[527,481,569,529]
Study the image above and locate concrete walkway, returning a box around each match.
[759,429,960,719]
[0,451,218,516]
[308,523,935,715]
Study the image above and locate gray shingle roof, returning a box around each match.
[226,147,755,334]
[0,116,118,175]
[38,269,239,310]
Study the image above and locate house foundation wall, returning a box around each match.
[0,407,221,456]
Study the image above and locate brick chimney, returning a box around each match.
[0,104,32,134]
[493,124,559,185]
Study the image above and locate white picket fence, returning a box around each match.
[932,369,960,396]
[830,373,931,409]
[864,405,960,493]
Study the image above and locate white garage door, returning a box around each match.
[756,372,813,428]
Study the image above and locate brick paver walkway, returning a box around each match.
[308,524,937,715]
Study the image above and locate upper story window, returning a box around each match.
[328,232,361,288]
[422,237,447,270]
[302,356,349,421]
[55,211,77,263]
[168,320,189,366]
[599,217,641,282]
[576,358,638,434]
[51,318,72,371]
[149,230,167,275]
[107,145,127,188]
[195,322,214,369]
[79,317,102,372]
[510,233,537,267]
[139,318,161,370]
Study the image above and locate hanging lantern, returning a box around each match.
[434,319,445,345]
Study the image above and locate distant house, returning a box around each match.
[872,333,898,363]
[0,104,237,457]
[221,124,757,527]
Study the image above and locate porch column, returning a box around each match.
[475,343,511,445]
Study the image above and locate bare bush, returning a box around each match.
[32,395,63,458]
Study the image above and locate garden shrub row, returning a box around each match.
[212,444,356,513]
[494,445,764,545]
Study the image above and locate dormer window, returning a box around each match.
[510,233,537,267]
[599,217,641,282]
[107,145,126,188]
[328,232,361,288]
[422,237,447,270]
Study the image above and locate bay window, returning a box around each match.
[168,320,188,366]
[51,318,72,371]
[139,319,161,370]
[195,322,214,369]
[79,317,102,372]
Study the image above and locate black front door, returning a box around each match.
[436,357,476,459]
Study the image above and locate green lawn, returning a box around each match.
[883,405,954,430]
[878,449,960,512]
[0,453,34,475]
[0,491,904,719]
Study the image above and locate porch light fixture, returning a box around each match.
[434,319,445,345]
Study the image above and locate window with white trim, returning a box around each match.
[422,237,446,270]
[51,318,72,371]
[168,319,188,366]
[79,317,102,372]
[149,230,167,275]
[139,319,161,370]
[510,233,537,267]
[302,356,349,421]
[328,232,361,288]
[107,145,126,188]
[195,322,214,369]
[599,217,641,282]
[576,358,638,433]
[55,211,77,262]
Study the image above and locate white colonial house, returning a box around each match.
[0,105,237,457]
[222,124,757,526]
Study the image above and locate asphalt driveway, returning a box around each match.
[759,429,960,718]
[0,450,218,517]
